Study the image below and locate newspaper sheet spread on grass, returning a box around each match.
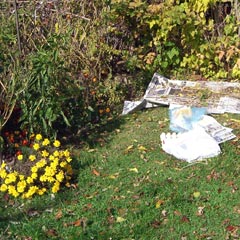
[122,73,240,161]
[122,72,240,115]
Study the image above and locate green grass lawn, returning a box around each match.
[0,107,239,240]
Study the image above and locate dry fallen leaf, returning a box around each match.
[116,216,126,223]
[129,168,138,173]
[138,145,147,152]
[206,170,219,181]
[151,220,162,228]
[45,229,58,237]
[72,219,83,227]
[107,216,115,225]
[162,210,167,217]
[226,225,238,232]
[193,191,201,198]
[174,210,182,216]
[233,206,240,214]
[55,209,63,220]
[87,149,96,153]
[82,203,92,212]
[155,200,164,209]
[108,173,119,179]
[196,206,205,216]
[92,169,100,176]
[181,215,190,223]
[124,145,134,153]
[63,218,88,228]
[26,209,40,217]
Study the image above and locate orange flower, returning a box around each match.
[106,107,110,113]
[99,109,104,114]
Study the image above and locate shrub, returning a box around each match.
[107,0,240,79]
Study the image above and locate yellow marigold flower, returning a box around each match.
[42,138,50,146]
[33,143,40,151]
[52,181,60,193]
[45,166,55,177]
[53,157,59,165]
[13,191,20,198]
[26,186,39,198]
[50,162,58,171]
[35,134,42,141]
[41,150,49,158]
[0,184,8,192]
[8,185,19,198]
[60,161,67,168]
[31,173,38,180]
[49,155,55,161]
[36,159,47,168]
[56,171,64,182]
[29,154,36,161]
[58,151,64,158]
[5,173,17,184]
[53,140,61,148]
[0,169,7,179]
[17,154,23,161]
[0,162,6,169]
[47,176,55,183]
[31,166,38,173]
[39,175,47,182]
[19,174,25,180]
[63,150,70,157]
[26,176,34,184]
[38,188,47,195]
[17,180,27,193]
[66,157,72,163]
[53,150,59,157]
[7,185,14,192]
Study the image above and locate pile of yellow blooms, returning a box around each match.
[0,134,73,198]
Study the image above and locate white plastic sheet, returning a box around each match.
[160,127,221,162]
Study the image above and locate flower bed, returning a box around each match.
[0,134,73,198]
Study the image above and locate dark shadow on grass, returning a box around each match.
[61,114,127,149]
[0,187,80,234]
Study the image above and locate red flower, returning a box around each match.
[22,139,28,146]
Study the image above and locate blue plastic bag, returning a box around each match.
[169,105,207,133]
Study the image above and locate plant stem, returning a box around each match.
[13,0,22,54]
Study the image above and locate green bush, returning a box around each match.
[107,0,240,79]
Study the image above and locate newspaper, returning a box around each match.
[122,73,240,115]
[194,115,236,144]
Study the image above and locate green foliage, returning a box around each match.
[107,0,240,79]
[1,1,122,137]
[19,33,76,137]
[0,12,17,132]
